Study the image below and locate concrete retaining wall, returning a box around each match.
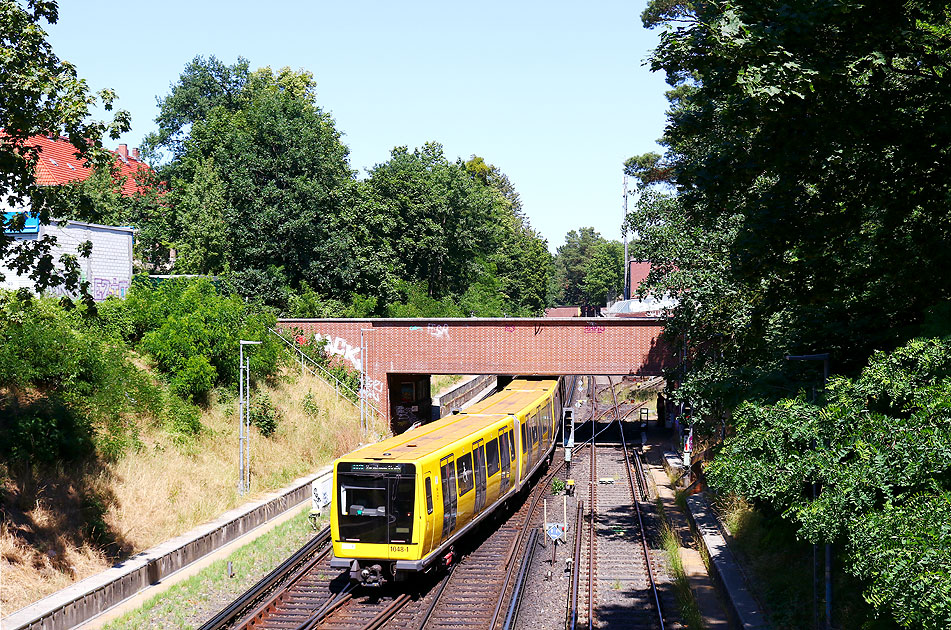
[4,467,331,630]
[433,374,496,418]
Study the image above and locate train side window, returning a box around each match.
[509,430,516,461]
[520,423,528,453]
[531,410,539,444]
[486,438,500,476]
[499,432,509,466]
[456,453,474,496]
[425,477,434,514]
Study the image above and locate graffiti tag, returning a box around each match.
[93,277,130,301]
[583,324,606,334]
[427,323,450,340]
[360,378,384,402]
[316,334,362,371]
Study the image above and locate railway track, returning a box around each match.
[570,376,664,630]
[203,375,662,630]
[202,447,568,630]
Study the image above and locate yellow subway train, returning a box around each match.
[329,377,564,584]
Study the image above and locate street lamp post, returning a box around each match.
[239,340,262,495]
[786,352,831,630]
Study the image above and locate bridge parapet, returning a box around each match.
[276,317,671,425]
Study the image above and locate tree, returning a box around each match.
[466,156,553,315]
[167,156,228,275]
[583,240,624,305]
[627,1,951,625]
[364,143,497,299]
[147,58,353,305]
[0,0,130,296]
[552,227,617,305]
[709,338,951,629]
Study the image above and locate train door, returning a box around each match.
[439,455,457,541]
[424,474,436,552]
[498,427,511,493]
[520,417,531,479]
[472,439,487,515]
[533,408,543,465]
[541,402,551,449]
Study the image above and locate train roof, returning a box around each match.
[340,378,559,464]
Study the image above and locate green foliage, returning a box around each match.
[552,227,623,306]
[629,0,951,412]
[709,337,951,628]
[142,56,551,318]
[106,278,282,402]
[249,392,279,437]
[385,280,464,318]
[550,478,566,494]
[0,291,181,464]
[300,391,321,418]
[0,0,130,296]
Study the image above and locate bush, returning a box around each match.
[0,291,167,463]
[103,278,283,402]
[249,392,279,437]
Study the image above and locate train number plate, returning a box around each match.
[390,545,407,553]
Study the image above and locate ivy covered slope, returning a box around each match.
[710,339,951,629]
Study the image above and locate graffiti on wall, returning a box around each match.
[360,378,385,402]
[427,323,450,340]
[314,334,362,371]
[93,277,130,301]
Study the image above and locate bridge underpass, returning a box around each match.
[276,317,671,427]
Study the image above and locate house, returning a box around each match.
[1,135,155,300]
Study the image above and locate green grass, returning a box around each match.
[655,499,705,630]
[102,507,326,630]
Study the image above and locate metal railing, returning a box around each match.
[268,328,385,421]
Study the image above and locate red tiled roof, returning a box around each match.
[14,134,154,196]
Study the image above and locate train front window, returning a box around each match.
[338,475,388,543]
[337,463,416,544]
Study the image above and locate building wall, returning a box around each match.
[1,220,134,300]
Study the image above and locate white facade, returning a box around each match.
[1,219,134,301]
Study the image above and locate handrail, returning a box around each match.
[268,328,385,421]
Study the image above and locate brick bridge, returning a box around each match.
[276,318,671,425]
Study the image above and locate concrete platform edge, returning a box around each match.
[4,466,332,630]
[662,451,770,630]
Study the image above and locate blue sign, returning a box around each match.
[3,212,40,234]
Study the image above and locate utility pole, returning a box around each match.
[238,340,262,495]
[622,174,630,300]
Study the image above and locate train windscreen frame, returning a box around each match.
[337,462,416,544]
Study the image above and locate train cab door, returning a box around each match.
[498,427,511,493]
[520,418,531,479]
[439,455,457,541]
[423,474,436,552]
[472,439,487,515]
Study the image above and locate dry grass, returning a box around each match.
[431,374,470,397]
[1,366,380,615]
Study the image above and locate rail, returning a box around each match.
[616,382,665,630]
[269,328,385,421]
[198,527,332,630]
[502,529,539,630]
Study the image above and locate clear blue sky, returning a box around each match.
[46,1,669,251]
